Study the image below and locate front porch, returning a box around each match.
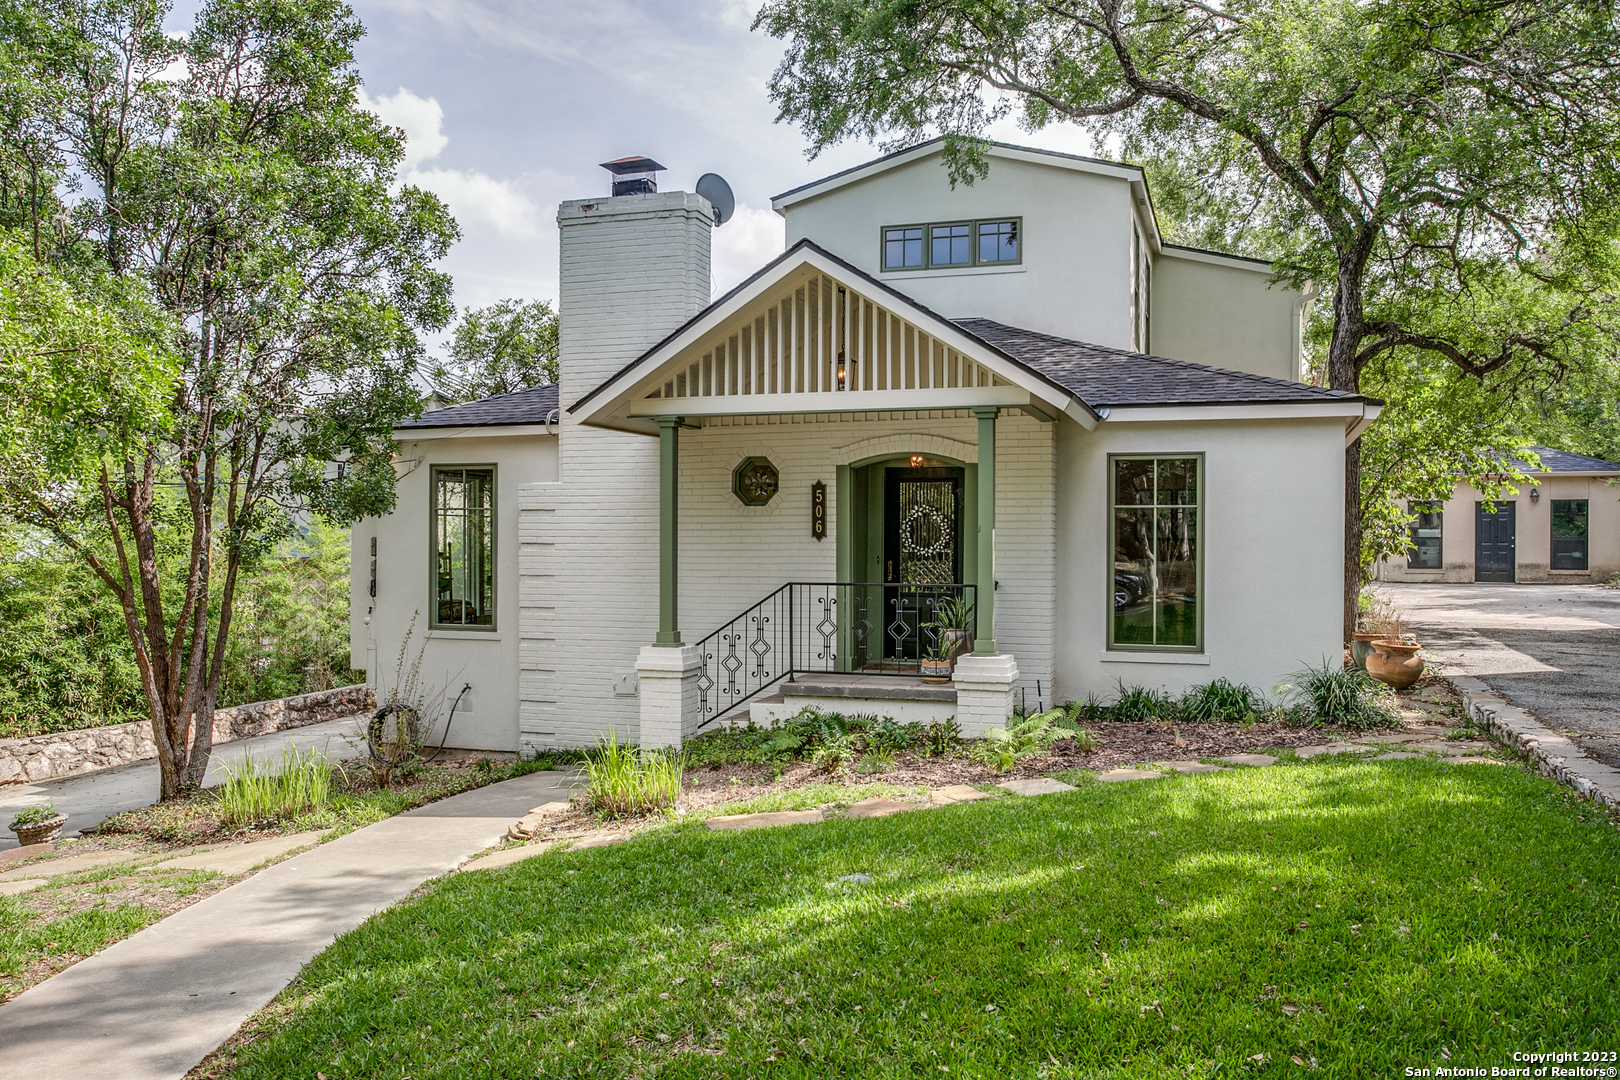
[565,243,1084,747]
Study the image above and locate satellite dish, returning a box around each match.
[695,172,735,225]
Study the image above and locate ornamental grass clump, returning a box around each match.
[585,729,684,817]
[1177,678,1266,723]
[1281,661,1400,730]
[216,747,335,826]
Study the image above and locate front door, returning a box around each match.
[883,466,964,660]
[1476,501,1516,582]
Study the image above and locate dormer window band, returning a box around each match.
[881,218,1022,272]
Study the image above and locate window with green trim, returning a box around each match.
[432,466,495,629]
[1110,455,1201,650]
[880,217,1023,271]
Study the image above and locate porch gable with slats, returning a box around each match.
[570,243,1088,431]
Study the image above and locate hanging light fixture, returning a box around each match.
[836,347,847,390]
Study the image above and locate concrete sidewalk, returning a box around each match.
[0,767,582,1080]
[0,716,369,851]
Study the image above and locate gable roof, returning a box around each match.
[395,382,559,430]
[953,320,1375,410]
[1518,446,1620,474]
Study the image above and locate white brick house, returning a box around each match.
[353,141,1382,752]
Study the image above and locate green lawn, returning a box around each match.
[222,759,1619,1079]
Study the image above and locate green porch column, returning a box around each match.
[973,405,998,655]
[655,416,682,646]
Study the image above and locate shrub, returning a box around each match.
[1279,661,1400,730]
[1177,679,1265,723]
[1110,681,1178,723]
[1062,694,1108,723]
[585,729,683,817]
[924,718,962,756]
[1065,727,1102,753]
[216,748,335,826]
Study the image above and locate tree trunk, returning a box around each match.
[1325,233,1376,646]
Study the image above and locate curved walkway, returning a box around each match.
[0,768,581,1080]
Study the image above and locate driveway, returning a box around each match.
[1379,583,1620,769]
[0,716,369,851]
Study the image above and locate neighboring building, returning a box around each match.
[1376,448,1620,585]
[352,140,1382,752]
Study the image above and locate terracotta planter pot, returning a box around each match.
[1350,631,1382,671]
[920,658,953,683]
[12,813,66,847]
[1366,639,1424,691]
[941,628,973,664]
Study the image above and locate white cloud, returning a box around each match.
[711,203,784,296]
[409,166,546,240]
[357,83,543,242]
[357,85,449,169]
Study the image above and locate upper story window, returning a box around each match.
[883,226,923,269]
[882,218,1022,271]
[432,465,496,629]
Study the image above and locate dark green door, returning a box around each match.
[883,467,964,660]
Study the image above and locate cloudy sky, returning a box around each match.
[281,1,1098,314]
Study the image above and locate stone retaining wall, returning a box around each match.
[0,684,374,785]
[1451,674,1620,811]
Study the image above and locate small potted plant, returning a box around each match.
[926,596,976,668]
[10,799,66,847]
[920,636,954,683]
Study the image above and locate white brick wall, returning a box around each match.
[519,192,714,754]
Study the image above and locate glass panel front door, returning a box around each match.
[883,466,963,661]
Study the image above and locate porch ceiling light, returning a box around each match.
[836,348,848,390]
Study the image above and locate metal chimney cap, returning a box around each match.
[600,156,666,175]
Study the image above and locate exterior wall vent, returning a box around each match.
[601,156,664,197]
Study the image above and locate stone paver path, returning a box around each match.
[929,785,993,805]
[0,848,144,881]
[156,832,324,875]
[847,798,919,819]
[997,777,1076,796]
[1217,753,1277,767]
[705,809,825,831]
[1160,761,1225,774]
[1096,768,1166,782]
[0,768,578,1080]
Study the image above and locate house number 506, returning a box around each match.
[811,481,827,541]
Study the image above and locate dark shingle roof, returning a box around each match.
[953,319,1374,409]
[1518,446,1620,473]
[395,383,560,430]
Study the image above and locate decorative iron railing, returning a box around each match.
[693,582,977,728]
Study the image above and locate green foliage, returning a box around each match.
[685,709,952,771]
[1280,662,1401,731]
[1,896,160,986]
[8,799,55,829]
[218,522,361,707]
[1177,679,1265,724]
[972,710,1064,772]
[0,0,458,796]
[1109,681,1178,724]
[585,729,683,818]
[215,749,335,827]
[0,519,359,739]
[428,298,559,403]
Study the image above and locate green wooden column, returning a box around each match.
[973,405,998,655]
[656,416,682,646]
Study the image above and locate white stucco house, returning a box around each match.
[351,140,1382,753]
